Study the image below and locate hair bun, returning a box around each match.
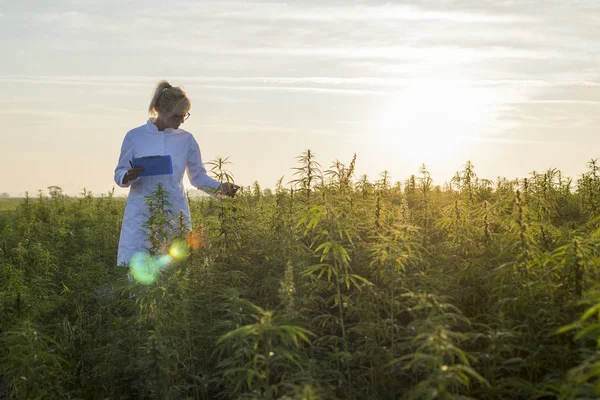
[149,81,190,117]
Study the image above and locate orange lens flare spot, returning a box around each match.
[187,230,205,250]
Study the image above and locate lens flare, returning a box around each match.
[129,241,188,285]
[156,254,174,269]
[130,252,159,285]
[169,240,190,260]
[187,229,205,250]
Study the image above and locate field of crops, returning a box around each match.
[1,152,600,399]
[0,199,22,212]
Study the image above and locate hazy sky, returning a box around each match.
[1,0,599,196]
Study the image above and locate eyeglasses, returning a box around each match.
[172,112,190,122]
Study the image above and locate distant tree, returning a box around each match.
[47,186,64,198]
[0,192,9,198]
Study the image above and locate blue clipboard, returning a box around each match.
[132,155,173,177]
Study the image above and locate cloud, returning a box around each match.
[199,3,540,24]
[0,76,392,96]
[202,122,353,138]
[466,136,571,145]
[14,0,597,83]
[507,100,600,105]
[2,75,599,91]
[0,109,73,117]
[209,46,556,61]
[36,11,94,28]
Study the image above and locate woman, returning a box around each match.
[114,80,237,266]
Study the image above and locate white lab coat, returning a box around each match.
[114,119,221,265]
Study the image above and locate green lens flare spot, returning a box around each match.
[130,252,159,285]
[156,254,174,269]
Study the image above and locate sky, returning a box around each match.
[1,0,599,196]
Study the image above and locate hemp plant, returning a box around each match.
[142,183,176,257]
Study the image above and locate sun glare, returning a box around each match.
[372,81,496,166]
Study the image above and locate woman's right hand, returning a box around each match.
[122,167,144,185]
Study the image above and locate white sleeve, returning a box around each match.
[114,134,137,188]
[186,135,221,195]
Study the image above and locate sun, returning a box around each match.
[372,80,496,166]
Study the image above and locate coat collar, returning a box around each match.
[146,118,180,134]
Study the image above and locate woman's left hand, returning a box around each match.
[221,182,240,197]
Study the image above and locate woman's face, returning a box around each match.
[157,109,190,130]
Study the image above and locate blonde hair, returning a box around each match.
[148,80,191,117]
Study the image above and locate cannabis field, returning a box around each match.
[2,152,600,399]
